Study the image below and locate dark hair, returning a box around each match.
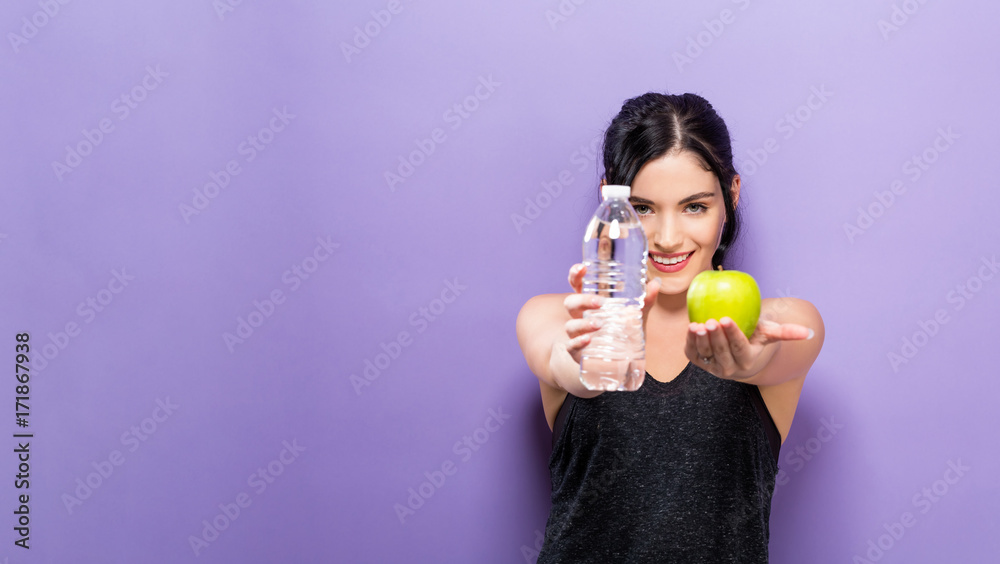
[601,92,742,269]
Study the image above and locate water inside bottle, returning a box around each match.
[580,301,646,391]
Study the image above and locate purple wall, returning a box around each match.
[2,0,997,562]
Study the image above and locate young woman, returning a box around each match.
[515,92,825,562]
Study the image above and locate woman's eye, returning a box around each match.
[634,203,706,214]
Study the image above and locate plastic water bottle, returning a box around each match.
[579,184,648,392]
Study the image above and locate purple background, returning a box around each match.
[1,0,998,562]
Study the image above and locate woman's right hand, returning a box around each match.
[547,263,662,396]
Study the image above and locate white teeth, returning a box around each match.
[652,252,692,266]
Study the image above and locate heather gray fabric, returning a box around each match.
[538,361,780,563]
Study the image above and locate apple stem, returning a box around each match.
[716,265,724,271]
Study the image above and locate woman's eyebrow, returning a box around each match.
[630,192,716,206]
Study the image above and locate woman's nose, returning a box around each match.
[650,217,681,250]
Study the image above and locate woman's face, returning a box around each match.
[628,150,738,296]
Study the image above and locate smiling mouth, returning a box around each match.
[650,252,693,266]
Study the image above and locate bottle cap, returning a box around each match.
[601,184,630,200]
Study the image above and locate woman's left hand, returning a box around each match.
[685,316,814,380]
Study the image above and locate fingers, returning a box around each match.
[563,292,604,320]
[564,332,592,364]
[686,317,811,379]
[687,318,744,373]
[684,325,703,366]
[643,278,662,309]
[565,316,604,339]
[719,317,749,359]
[567,263,586,293]
[751,320,812,343]
[686,321,713,370]
[706,321,735,372]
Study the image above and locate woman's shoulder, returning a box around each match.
[516,293,570,343]
[761,295,823,328]
[759,295,826,369]
[518,292,573,320]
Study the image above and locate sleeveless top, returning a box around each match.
[537,361,781,564]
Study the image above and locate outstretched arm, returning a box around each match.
[685,297,825,386]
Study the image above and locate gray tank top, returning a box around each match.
[538,361,780,563]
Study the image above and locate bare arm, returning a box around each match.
[686,297,825,387]
[516,264,663,399]
[734,298,825,387]
[515,293,604,399]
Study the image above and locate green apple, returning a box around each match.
[686,267,761,340]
